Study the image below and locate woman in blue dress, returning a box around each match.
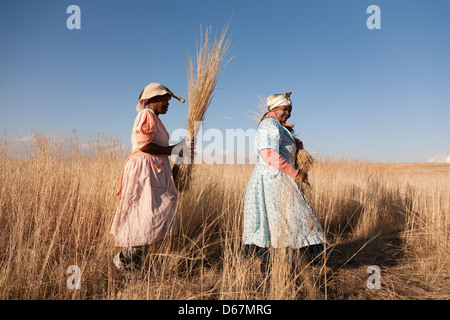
[243,92,329,266]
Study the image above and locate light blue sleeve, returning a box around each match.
[255,118,281,153]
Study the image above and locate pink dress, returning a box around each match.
[111,109,177,247]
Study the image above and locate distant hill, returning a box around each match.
[428,153,450,163]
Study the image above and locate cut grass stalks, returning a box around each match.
[173,24,232,191]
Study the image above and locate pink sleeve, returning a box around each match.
[136,110,156,149]
[259,148,299,178]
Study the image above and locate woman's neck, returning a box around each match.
[147,107,160,117]
[268,111,294,130]
[268,111,281,122]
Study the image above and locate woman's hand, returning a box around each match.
[171,138,186,157]
[295,170,309,184]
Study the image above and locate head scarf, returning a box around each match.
[266,92,292,111]
[136,99,149,113]
[136,83,185,112]
[261,92,294,129]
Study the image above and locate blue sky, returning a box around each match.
[1,0,449,162]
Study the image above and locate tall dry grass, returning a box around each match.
[0,132,448,300]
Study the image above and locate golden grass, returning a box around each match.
[0,132,449,300]
[295,148,314,173]
[186,24,231,141]
[173,25,231,190]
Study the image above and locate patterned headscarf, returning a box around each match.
[266,92,292,111]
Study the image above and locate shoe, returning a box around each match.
[113,252,143,280]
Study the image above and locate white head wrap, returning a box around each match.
[266,92,292,111]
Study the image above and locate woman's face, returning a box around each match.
[147,94,171,115]
[272,105,292,123]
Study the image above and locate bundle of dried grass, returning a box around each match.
[294,140,315,190]
[295,147,315,174]
[173,24,231,190]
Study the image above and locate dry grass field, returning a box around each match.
[0,132,448,300]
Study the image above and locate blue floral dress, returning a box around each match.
[243,117,327,249]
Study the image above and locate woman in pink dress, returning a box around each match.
[111,83,186,275]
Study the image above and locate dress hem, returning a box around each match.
[243,240,327,250]
[113,232,177,247]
